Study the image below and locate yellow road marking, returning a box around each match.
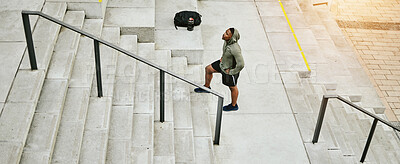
[99,0,102,2]
[279,0,311,71]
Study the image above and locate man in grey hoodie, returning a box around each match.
[194,28,244,111]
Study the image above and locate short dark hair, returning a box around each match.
[229,28,234,35]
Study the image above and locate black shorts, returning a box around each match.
[211,60,240,87]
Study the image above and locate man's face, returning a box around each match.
[222,29,232,41]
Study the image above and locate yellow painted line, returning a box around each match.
[99,0,102,2]
[278,0,311,71]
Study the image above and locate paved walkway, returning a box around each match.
[332,0,400,121]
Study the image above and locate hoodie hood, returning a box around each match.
[226,28,240,45]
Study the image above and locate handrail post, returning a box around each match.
[22,13,37,70]
[312,96,329,143]
[160,70,165,123]
[214,97,224,145]
[360,118,378,163]
[94,40,103,97]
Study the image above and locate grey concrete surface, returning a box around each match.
[79,129,109,164]
[69,19,103,88]
[47,0,108,18]
[21,80,68,163]
[105,139,131,164]
[0,43,26,102]
[6,70,45,103]
[132,114,154,147]
[0,142,23,164]
[46,11,85,80]
[105,8,155,28]
[154,122,175,157]
[174,130,195,163]
[211,114,309,164]
[199,1,310,163]
[19,2,68,70]
[194,137,215,164]
[153,50,174,122]
[108,0,154,8]
[104,6,155,42]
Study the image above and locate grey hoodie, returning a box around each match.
[220,28,244,75]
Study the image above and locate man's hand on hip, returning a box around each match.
[225,69,230,74]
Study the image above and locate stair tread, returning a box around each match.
[46,18,103,164]
[22,80,68,159]
[106,106,133,164]
[80,27,120,164]
[171,60,192,129]
[154,50,174,122]
[20,2,68,70]
[106,34,138,163]
[23,14,87,159]
[90,27,120,97]
[174,130,195,163]
[69,19,103,88]
[0,43,26,103]
[154,122,175,157]
[194,137,215,164]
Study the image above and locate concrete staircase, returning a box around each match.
[1,0,216,163]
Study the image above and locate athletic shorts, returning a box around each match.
[211,60,240,87]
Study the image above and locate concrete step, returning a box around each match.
[50,88,91,164]
[155,0,203,65]
[125,42,156,163]
[49,18,102,164]
[115,35,138,78]
[153,50,175,163]
[134,43,156,114]
[171,57,193,130]
[52,0,109,19]
[104,0,155,42]
[1,2,66,104]
[171,57,196,163]
[131,114,154,163]
[108,0,155,8]
[21,80,68,163]
[79,27,120,164]
[113,35,137,106]
[174,130,195,163]
[90,27,121,97]
[46,11,85,80]
[186,64,216,163]
[69,19,104,88]
[0,8,80,164]
[19,2,68,70]
[154,50,173,122]
[154,122,175,164]
[106,34,137,163]
[106,106,133,164]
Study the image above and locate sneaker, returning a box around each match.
[194,86,211,93]
[223,103,238,111]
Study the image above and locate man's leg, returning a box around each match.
[229,86,238,106]
[204,65,217,88]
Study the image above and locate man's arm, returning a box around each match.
[228,51,244,75]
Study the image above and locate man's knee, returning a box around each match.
[206,65,215,73]
[229,86,237,91]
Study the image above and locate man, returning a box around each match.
[194,28,244,111]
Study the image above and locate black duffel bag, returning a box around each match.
[174,11,202,30]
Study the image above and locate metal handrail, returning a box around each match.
[312,95,400,163]
[21,10,224,145]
